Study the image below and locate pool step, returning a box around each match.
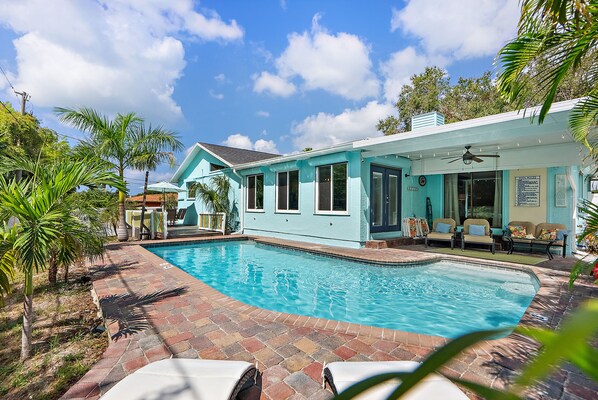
[365,237,424,249]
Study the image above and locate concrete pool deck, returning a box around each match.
[63,235,598,400]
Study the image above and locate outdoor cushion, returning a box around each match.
[101,359,256,400]
[436,222,451,233]
[426,232,453,241]
[324,361,469,400]
[508,225,527,238]
[469,224,486,236]
[463,234,493,244]
[538,228,558,241]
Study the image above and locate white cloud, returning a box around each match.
[214,73,226,82]
[391,0,519,60]
[291,101,395,150]
[254,139,278,153]
[253,13,379,100]
[253,71,297,97]
[275,13,379,100]
[209,90,224,100]
[223,134,279,153]
[0,0,243,123]
[256,110,270,117]
[223,133,253,150]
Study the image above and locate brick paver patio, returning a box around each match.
[62,236,598,399]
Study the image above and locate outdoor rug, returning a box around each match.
[425,247,545,265]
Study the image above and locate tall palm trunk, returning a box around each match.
[116,171,128,241]
[139,171,150,240]
[21,271,33,360]
[48,253,57,284]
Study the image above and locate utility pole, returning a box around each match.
[15,90,29,115]
[14,91,29,181]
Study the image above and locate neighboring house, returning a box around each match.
[126,193,177,208]
[174,99,594,251]
[171,142,279,229]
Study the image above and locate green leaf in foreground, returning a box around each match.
[335,327,517,400]
[514,299,598,390]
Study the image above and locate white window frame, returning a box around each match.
[186,181,196,200]
[276,170,300,213]
[315,163,349,215]
[246,174,264,212]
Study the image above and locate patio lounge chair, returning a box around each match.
[424,218,456,249]
[461,218,495,254]
[101,358,257,400]
[323,361,468,399]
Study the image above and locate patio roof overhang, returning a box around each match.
[353,99,578,160]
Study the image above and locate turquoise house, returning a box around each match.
[173,99,594,252]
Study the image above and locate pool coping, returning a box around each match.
[137,234,552,349]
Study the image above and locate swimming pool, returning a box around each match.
[146,240,539,338]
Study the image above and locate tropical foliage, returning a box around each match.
[55,107,182,241]
[0,102,69,166]
[496,0,598,286]
[190,175,238,233]
[0,155,124,360]
[377,68,513,134]
[335,299,598,399]
[496,0,598,160]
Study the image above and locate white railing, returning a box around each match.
[198,212,226,234]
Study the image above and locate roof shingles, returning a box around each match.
[199,142,280,166]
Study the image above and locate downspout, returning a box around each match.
[232,168,244,234]
[566,167,577,254]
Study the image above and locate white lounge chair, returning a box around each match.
[323,361,469,400]
[101,358,257,400]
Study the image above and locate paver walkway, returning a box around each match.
[62,236,598,399]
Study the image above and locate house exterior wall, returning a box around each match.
[175,150,241,228]
[241,151,365,248]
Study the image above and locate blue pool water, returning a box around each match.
[146,240,539,338]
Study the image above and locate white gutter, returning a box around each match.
[232,142,355,171]
[232,168,244,233]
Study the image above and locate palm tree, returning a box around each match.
[55,107,182,241]
[190,174,237,233]
[0,156,124,360]
[0,224,16,306]
[496,0,598,158]
[497,0,598,284]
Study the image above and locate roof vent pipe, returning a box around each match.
[411,111,444,131]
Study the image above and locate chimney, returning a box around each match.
[411,111,444,131]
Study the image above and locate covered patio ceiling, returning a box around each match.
[354,99,577,160]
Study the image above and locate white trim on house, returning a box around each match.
[171,143,234,183]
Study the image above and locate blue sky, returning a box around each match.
[0,0,520,189]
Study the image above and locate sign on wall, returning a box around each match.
[515,176,540,207]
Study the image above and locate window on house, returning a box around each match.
[247,174,264,211]
[277,170,299,211]
[210,163,225,172]
[444,171,503,227]
[186,182,197,200]
[316,163,347,212]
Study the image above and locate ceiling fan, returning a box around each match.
[442,145,500,165]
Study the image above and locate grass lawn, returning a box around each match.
[0,263,107,400]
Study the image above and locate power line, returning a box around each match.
[0,65,15,91]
